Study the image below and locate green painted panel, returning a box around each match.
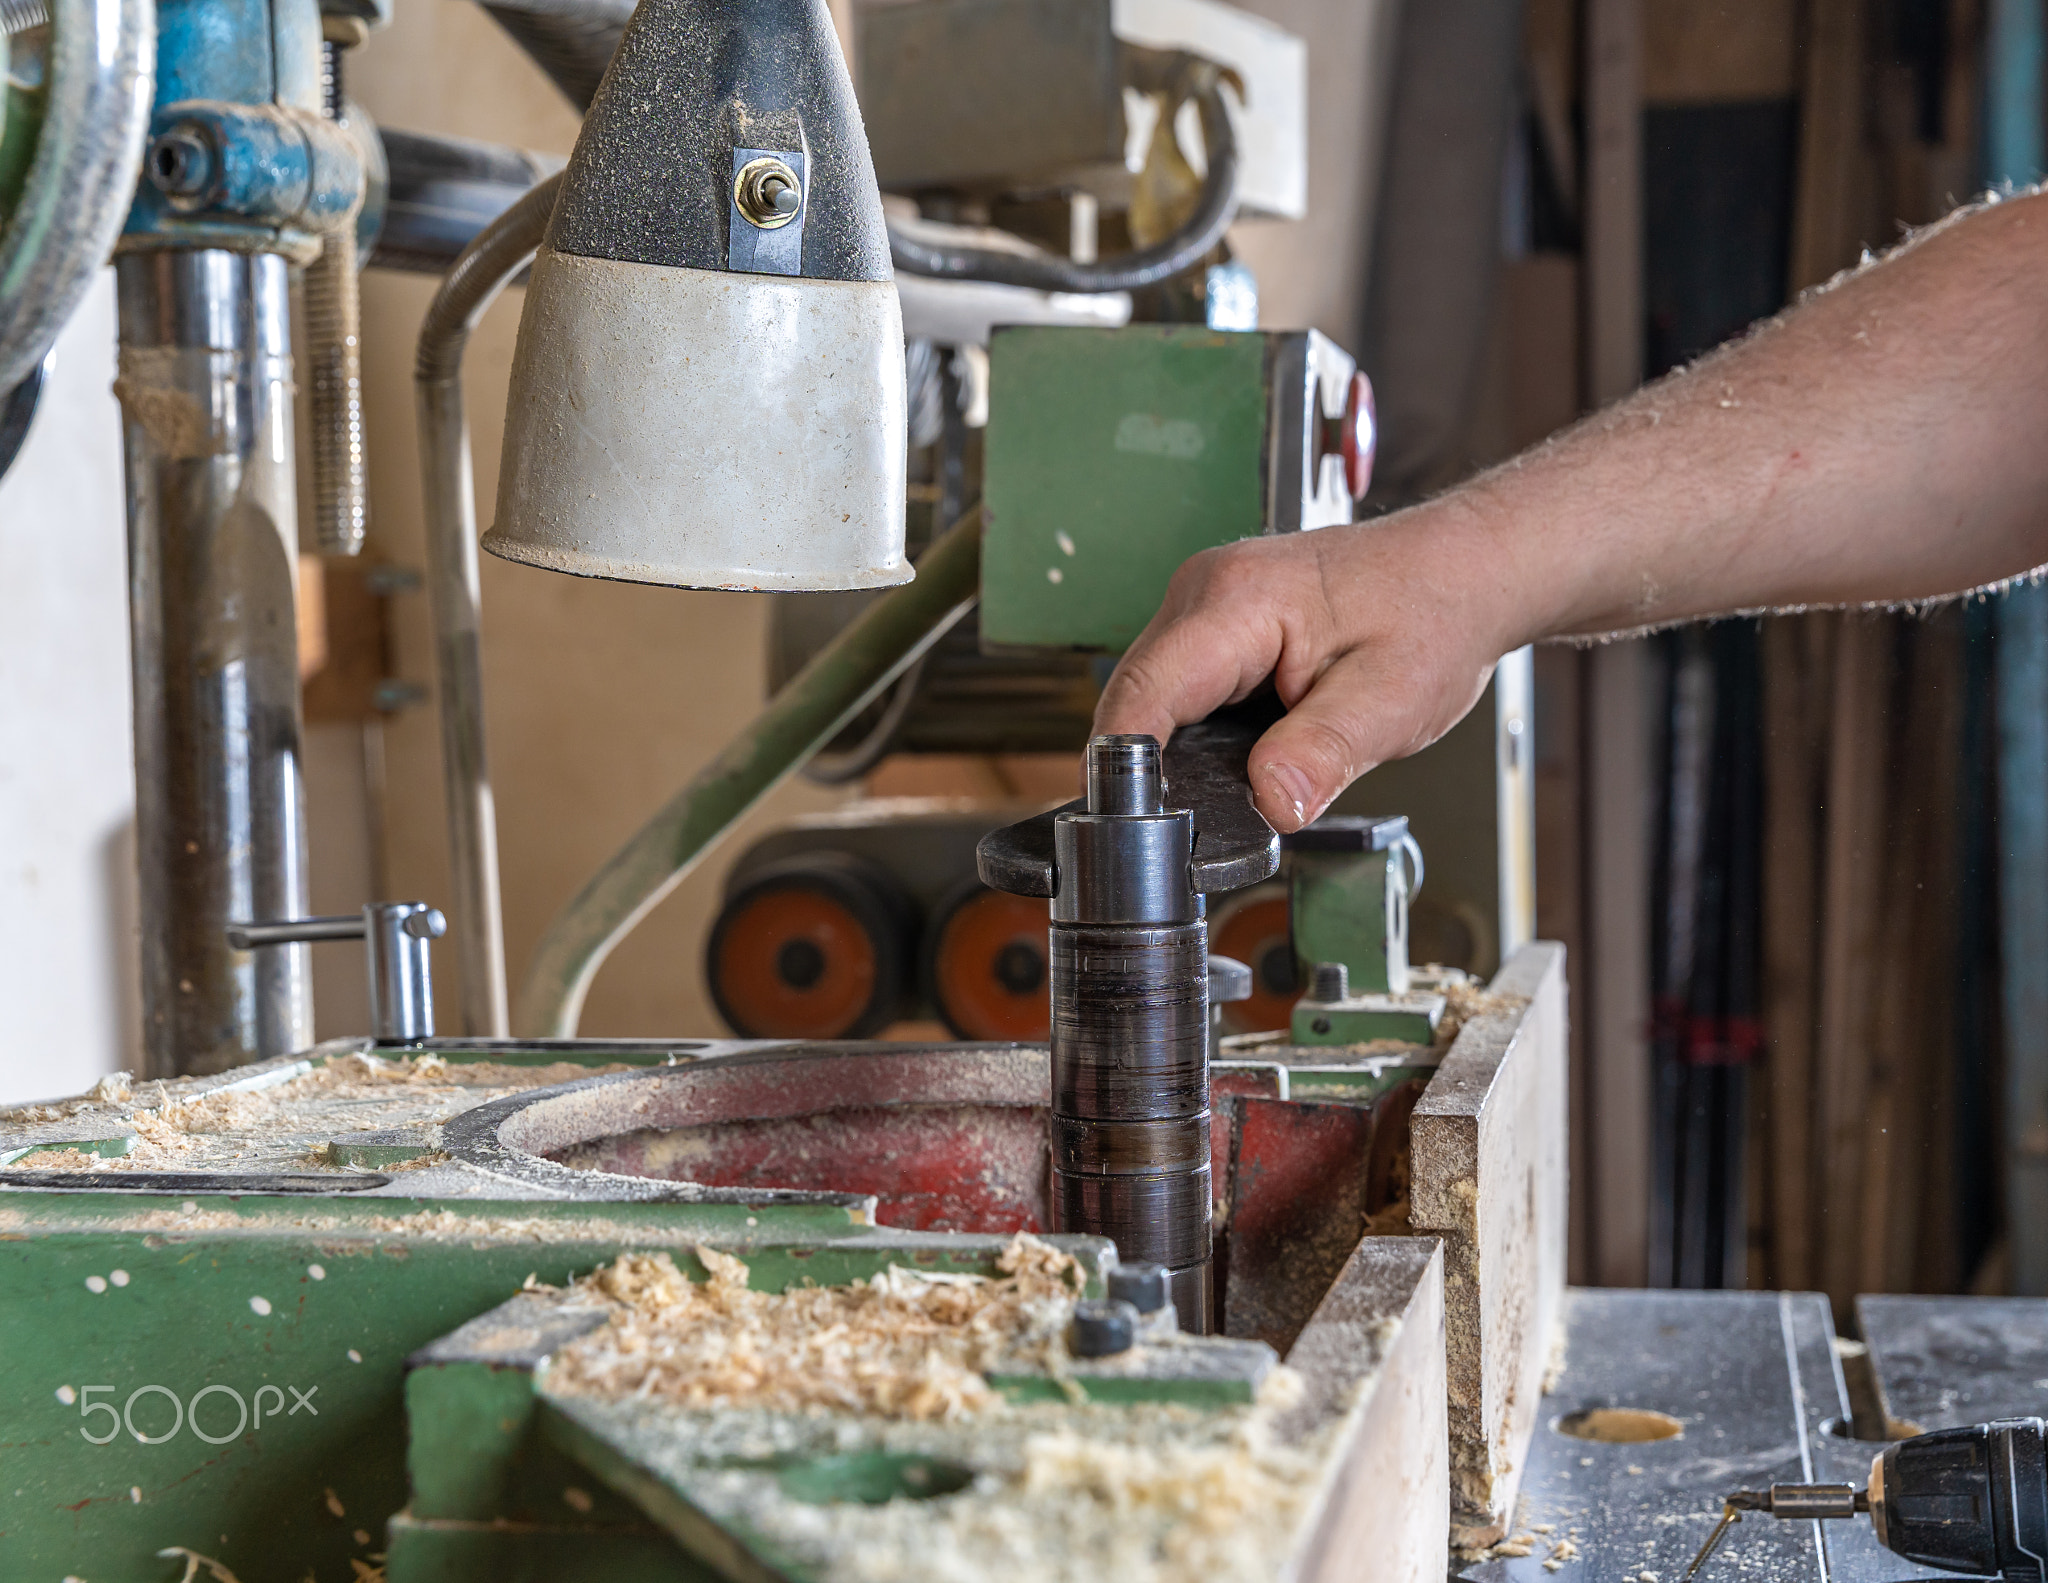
[0,1194,868,1583]
[982,326,1270,652]
[386,1513,699,1583]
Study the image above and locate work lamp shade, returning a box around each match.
[487,0,910,592]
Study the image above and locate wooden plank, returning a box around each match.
[1758,612,1833,1291]
[1861,617,1961,1295]
[1411,941,1570,1545]
[1642,0,1798,105]
[1583,0,1642,407]
[1584,641,1653,1287]
[1579,0,1653,1297]
[1279,1237,1448,1583]
[1533,646,1589,1283]
[1788,0,1871,291]
[1814,616,1890,1317]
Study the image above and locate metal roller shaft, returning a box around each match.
[1050,735,1212,1330]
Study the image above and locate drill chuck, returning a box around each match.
[1872,1417,2048,1580]
[1049,736,1213,1331]
[1694,1417,2048,1580]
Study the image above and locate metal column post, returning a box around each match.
[119,250,312,1074]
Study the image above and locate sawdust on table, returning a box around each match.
[13,1146,100,1171]
[0,1199,780,1244]
[550,1237,1332,1583]
[2,1070,136,1123]
[1433,980,1531,1054]
[827,1414,1331,1583]
[30,1052,635,1173]
[550,1233,1087,1422]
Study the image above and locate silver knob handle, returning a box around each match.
[226,902,446,1044]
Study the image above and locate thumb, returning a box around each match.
[1247,648,1483,832]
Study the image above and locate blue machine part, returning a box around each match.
[121,0,360,259]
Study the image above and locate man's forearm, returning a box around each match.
[1094,188,2048,832]
[1457,188,2048,647]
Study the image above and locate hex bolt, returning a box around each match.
[148,126,215,200]
[1308,961,1349,1003]
[1107,1262,1171,1315]
[1068,1298,1140,1358]
[734,157,803,229]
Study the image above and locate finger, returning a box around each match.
[1094,621,1278,745]
[1247,647,1495,832]
[1094,545,1307,741]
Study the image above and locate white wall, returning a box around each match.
[0,271,139,1102]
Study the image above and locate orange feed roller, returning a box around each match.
[926,886,1051,1042]
[1209,885,1297,1033]
[709,875,892,1039]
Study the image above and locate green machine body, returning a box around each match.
[980,323,1370,652]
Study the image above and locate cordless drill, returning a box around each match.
[1688,1417,2048,1579]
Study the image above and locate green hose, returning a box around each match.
[513,509,983,1039]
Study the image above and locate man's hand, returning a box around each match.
[1096,191,2048,832]
[1094,504,1523,833]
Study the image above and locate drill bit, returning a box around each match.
[1685,1494,1764,1578]
[1684,1485,1866,1578]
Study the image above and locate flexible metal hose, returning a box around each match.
[413,169,563,1037]
[886,75,1240,295]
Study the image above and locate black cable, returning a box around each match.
[886,74,1241,295]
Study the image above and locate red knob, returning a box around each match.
[1338,370,1376,501]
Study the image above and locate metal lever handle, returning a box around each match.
[227,902,446,1044]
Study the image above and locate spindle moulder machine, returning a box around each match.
[0,0,1573,1578]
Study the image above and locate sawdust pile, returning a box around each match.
[1432,981,1530,1053]
[14,1147,99,1171]
[815,1398,1330,1583]
[3,1070,136,1124]
[23,1052,634,1172]
[549,1235,1087,1421]
[1012,1422,1318,1564]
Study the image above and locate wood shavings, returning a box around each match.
[549,1234,1086,1422]
[1433,982,1530,1053]
[18,1052,636,1174]
[375,1150,450,1173]
[993,1420,1323,1577]
[156,1548,243,1583]
[13,1147,99,1171]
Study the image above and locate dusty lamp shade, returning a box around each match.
[487,0,910,591]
